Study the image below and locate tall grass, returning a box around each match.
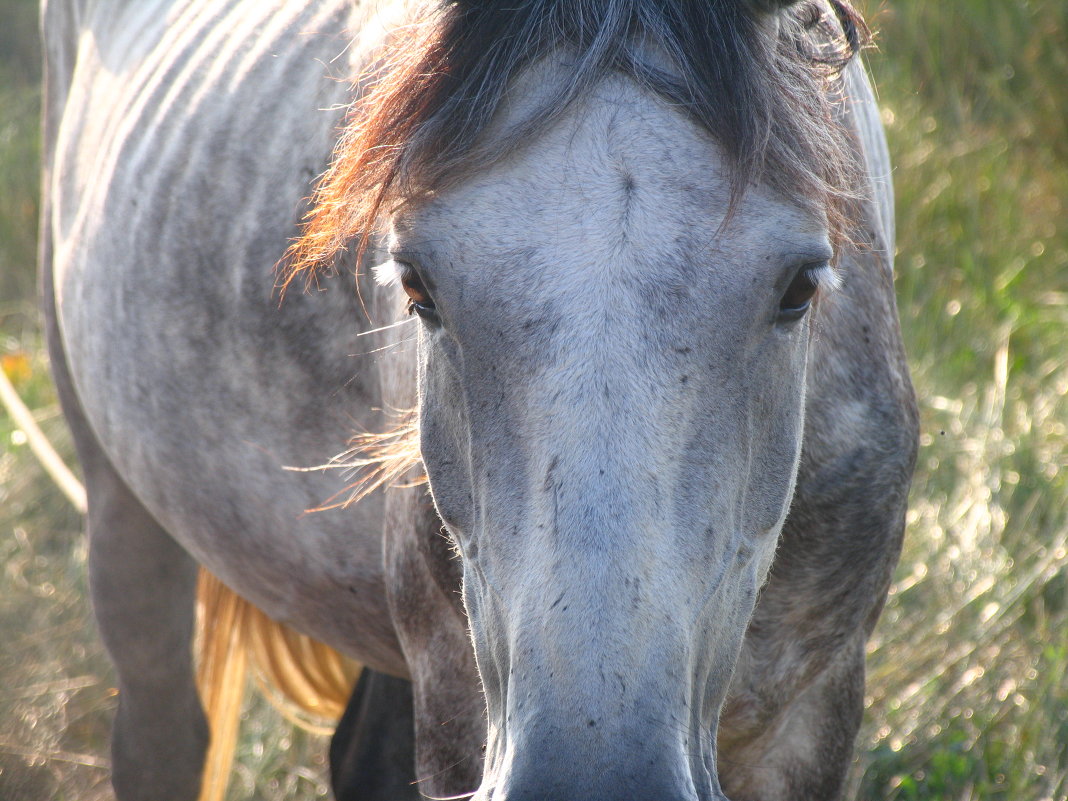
[850,2,1068,799]
[1,1,1066,800]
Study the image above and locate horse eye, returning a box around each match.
[399,266,437,319]
[778,265,824,322]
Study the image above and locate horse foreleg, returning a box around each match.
[50,424,208,800]
[329,669,419,801]
[719,636,866,801]
[57,392,207,800]
[83,452,208,801]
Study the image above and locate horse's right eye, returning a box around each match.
[399,265,437,319]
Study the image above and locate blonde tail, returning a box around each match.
[194,568,361,801]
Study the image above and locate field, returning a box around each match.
[2,1,1066,799]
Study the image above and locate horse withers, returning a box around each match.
[42,0,917,799]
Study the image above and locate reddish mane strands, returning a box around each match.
[281,7,459,292]
[280,0,870,291]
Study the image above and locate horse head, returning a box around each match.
[292,1,869,798]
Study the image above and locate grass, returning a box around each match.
[848,2,1068,798]
[1,0,1066,799]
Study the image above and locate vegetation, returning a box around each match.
[1,1,1065,799]
[852,2,1068,799]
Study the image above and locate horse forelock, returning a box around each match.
[281,0,869,291]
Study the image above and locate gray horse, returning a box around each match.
[42,0,917,799]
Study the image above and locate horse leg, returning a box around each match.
[44,286,207,801]
[59,412,207,801]
[720,637,866,801]
[86,458,208,801]
[329,669,419,801]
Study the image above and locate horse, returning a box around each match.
[41,0,918,799]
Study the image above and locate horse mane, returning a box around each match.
[282,0,868,289]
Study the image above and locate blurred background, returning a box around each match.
[1,1,1066,799]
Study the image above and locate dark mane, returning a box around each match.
[283,0,868,288]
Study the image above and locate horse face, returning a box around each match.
[384,74,832,800]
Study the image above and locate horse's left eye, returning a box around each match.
[778,264,829,322]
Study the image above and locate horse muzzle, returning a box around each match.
[463,557,744,801]
[476,712,715,801]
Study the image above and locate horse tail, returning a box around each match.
[194,568,361,801]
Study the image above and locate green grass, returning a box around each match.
[2,1,1067,800]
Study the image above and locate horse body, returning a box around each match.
[42,1,917,799]
[46,0,410,674]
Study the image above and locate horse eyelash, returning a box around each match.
[372,259,404,288]
[809,262,843,293]
[373,260,421,316]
